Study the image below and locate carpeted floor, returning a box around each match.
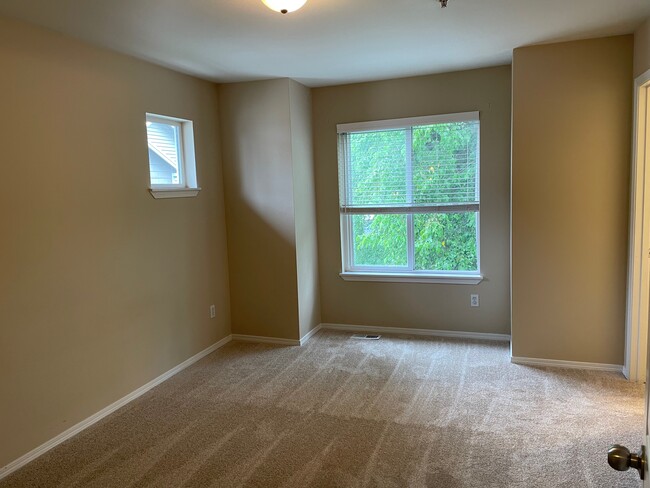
[1,330,645,487]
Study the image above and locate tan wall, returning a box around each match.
[289,80,322,338]
[219,78,321,340]
[634,18,650,78]
[0,17,231,468]
[219,79,300,339]
[312,67,512,333]
[511,36,633,364]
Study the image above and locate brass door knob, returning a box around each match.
[608,444,645,480]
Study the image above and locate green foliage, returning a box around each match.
[348,129,407,206]
[411,123,477,206]
[352,214,407,266]
[414,213,477,271]
[347,121,479,271]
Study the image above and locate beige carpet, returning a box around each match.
[1,330,645,487]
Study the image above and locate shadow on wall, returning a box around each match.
[226,199,301,340]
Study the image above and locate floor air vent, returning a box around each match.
[351,334,381,340]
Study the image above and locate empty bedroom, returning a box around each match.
[2,1,650,486]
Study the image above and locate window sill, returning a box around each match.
[149,187,201,199]
[339,271,483,285]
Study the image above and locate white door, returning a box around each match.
[606,307,650,483]
[610,69,650,484]
[645,360,650,486]
[639,72,650,488]
[625,71,650,383]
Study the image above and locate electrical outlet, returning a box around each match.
[470,294,479,307]
[209,305,216,319]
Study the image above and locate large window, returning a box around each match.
[337,112,481,284]
[146,113,200,199]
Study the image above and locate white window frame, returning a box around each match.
[146,113,201,199]
[337,112,483,285]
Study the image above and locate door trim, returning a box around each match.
[625,68,650,382]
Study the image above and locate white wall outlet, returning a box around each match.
[209,305,216,319]
[470,294,479,307]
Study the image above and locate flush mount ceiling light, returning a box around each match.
[262,0,307,14]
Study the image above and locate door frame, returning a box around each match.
[625,69,650,382]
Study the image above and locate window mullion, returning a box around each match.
[347,214,355,270]
[407,214,415,271]
[405,128,415,271]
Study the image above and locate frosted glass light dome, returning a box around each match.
[262,0,307,14]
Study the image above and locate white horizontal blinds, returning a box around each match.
[338,112,479,214]
[411,120,479,208]
[337,131,351,210]
[346,128,407,207]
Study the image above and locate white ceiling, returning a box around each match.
[1,0,649,87]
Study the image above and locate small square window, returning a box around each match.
[145,113,200,199]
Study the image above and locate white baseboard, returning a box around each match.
[231,334,300,346]
[319,323,511,342]
[299,324,322,345]
[230,325,321,347]
[0,334,233,481]
[622,365,631,380]
[511,356,624,373]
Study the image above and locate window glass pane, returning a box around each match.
[352,214,407,267]
[146,120,182,186]
[348,130,406,206]
[339,114,480,276]
[414,212,477,271]
[412,121,479,205]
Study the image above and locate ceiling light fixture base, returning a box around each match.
[262,0,307,14]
